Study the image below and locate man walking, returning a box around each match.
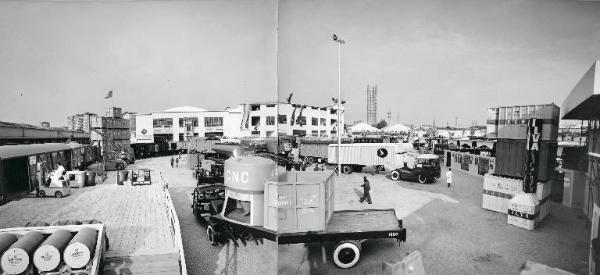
[359,176,372,204]
[175,157,179,168]
[170,157,174,168]
[446,168,453,188]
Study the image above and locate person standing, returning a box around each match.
[446,168,453,188]
[175,157,179,168]
[359,176,372,204]
[170,157,174,168]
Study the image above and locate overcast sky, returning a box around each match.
[0,0,599,128]
[0,0,277,126]
[278,0,600,127]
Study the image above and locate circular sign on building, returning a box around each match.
[377,148,388,158]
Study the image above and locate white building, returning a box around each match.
[130,103,345,143]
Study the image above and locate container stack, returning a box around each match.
[90,116,131,161]
[264,171,335,233]
[494,104,559,182]
[484,104,559,230]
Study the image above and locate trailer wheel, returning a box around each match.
[390,170,401,181]
[342,165,353,174]
[55,191,63,198]
[207,225,220,246]
[116,164,124,170]
[375,165,385,173]
[417,174,427,184]
[333,241,361,269]
[38,190,46,197]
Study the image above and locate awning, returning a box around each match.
[562,60,600,120]
[0,143,74,160]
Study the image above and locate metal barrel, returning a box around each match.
[63,228,98,269]
[1,231,45,274]
[33,230,72,271]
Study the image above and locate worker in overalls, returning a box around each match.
[359,176,372,204]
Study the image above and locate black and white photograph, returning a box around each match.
[0,0,599,274]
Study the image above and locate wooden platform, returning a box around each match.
[325,209,400,233]
[0,175,175,257]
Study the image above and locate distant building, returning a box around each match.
[40,122,50,129]
[130,102,346,144]
[66,112,97,133]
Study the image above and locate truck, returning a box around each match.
[298,138,351,164]
[0,168,188,275]
[327,143,415,174]
[193,156,407,269]
[390,153,441,183]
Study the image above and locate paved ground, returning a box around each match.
[278,166,590,275]
[130,156,277,275]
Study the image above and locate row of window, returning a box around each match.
[276,115,336,126]
[154,117,224,128]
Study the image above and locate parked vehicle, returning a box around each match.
[104,159,127,171]
[191,184,225,218]
[390,153,441,183]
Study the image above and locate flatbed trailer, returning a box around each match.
[205,209,406,269]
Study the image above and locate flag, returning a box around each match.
[105,90,113,99]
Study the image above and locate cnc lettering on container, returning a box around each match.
[225,169,249,184]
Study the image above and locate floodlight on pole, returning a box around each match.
[333,33,345,176]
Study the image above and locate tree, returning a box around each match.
[374,120,388,129]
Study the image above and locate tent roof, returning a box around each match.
[350,123,378,132]
[383,123,411,132]
[0,143,74,160]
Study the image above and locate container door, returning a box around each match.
[478,158,490,175]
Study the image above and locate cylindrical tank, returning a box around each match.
[1,231,45,274]
[0,234,18,259]
[224,156,276,192]
[33,230,72,271]
[63,228,98,269]
[85,172,96,186]
[116,170,129,185]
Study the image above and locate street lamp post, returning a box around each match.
[333,33,345,176]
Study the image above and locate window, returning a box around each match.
[278,115,287,124]
[266,116,275,125]
[330,109,337,115]
[311,130,318,137]
[330,119,337,125]
[266,104,276,108]
[251,116,261,126]
[180,117,198,127]
[153,118,173,128]
[179,118,183,127]
[251,131,260,136]
[179,134,184,141]
[250,105,261,111]
[266,131,275,137]
[311,118,318,126]
[320,130,326,137]
[204,117,223,127]
[320,118,326,126]
[297,116,306,126]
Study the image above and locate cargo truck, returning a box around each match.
[327,143,415,174]
[194,156,407,269]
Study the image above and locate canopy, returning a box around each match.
[0,143,74,160]
[383,123,411,133]
[350,123,378,133]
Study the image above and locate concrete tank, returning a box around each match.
[222,156,276,226]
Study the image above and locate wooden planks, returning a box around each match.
[326,210,399,233]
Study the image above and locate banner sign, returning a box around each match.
[523,118,542,193]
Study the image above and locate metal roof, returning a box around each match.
[0,143,76,160]
[562,60,600,119]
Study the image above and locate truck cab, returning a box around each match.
[390,153,441,183]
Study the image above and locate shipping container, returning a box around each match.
[264,171,334,233]
[327,143,415,170]
[496,122,558,140]
[496,104,560,124]
[494,139,557,181]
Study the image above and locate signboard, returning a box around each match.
[377,148,388,158]
[523,118,542,193]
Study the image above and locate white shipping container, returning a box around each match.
[327,143,415,170]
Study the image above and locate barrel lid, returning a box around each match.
[225,156,275,166]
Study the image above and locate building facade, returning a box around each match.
[66,112,98,133]
[130,103,345,144]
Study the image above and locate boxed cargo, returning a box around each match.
[496,123,558,140]
[482,174,523,213]
[507,193,539,230]
[264,171,335,233]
